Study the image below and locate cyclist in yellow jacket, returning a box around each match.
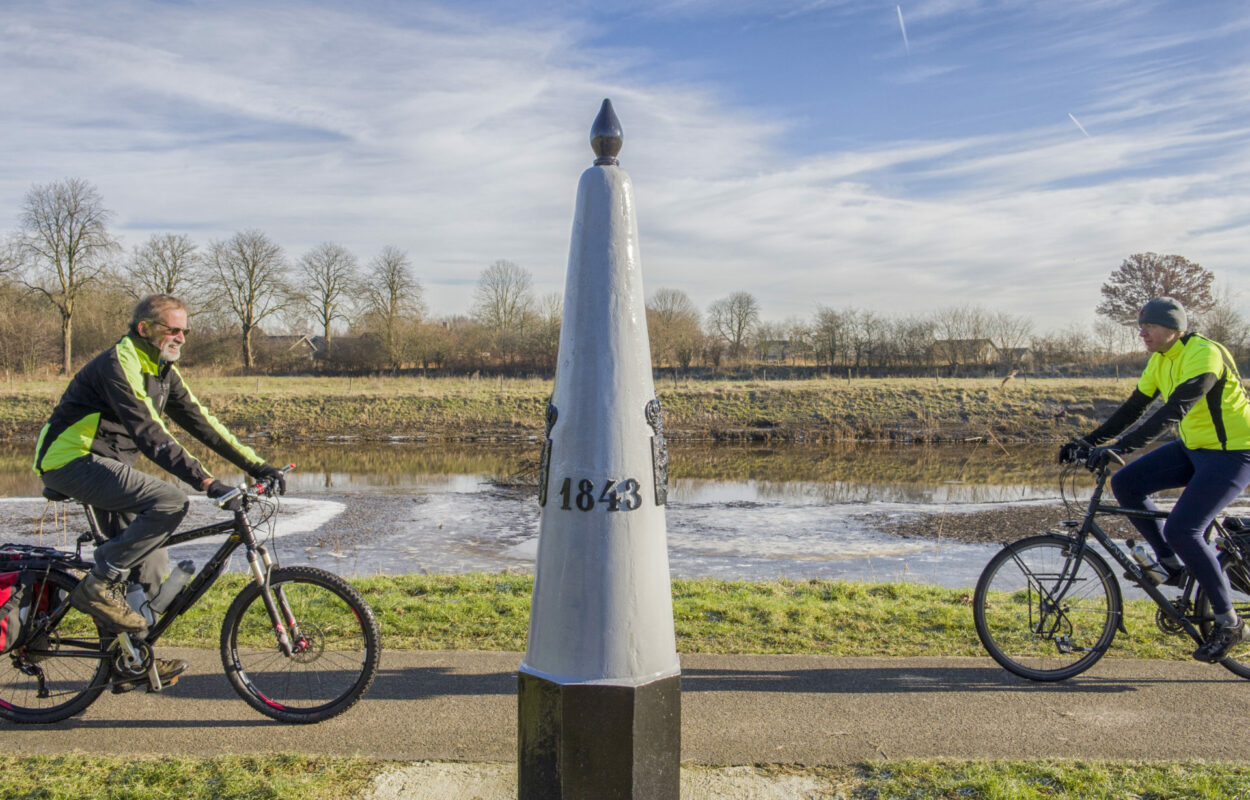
[1062,297,1250,663]
[34,294,286,691]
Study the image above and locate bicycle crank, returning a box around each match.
[1155,601,1188,636]
[110,633,153,685]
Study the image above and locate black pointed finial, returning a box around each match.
[590,98,622,166]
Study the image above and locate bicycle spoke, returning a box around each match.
[975,536,1119,681]
[220,566,379,723]
[0,571,110,723]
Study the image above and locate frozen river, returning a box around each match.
[0,441,1067,588]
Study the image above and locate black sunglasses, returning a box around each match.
[149,321,191,336]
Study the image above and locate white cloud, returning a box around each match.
[1,0,1247,334]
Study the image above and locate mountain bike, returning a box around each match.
[973,448,1250,681]
[0,468,381,724]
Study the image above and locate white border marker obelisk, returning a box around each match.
[517,98,681,800]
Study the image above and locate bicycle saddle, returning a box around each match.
[41,487,72,503]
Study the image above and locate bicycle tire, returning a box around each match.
[1193,552,1250,679]
[220,565,380,724]
[974,534,1121,681]
[0,570,110,723]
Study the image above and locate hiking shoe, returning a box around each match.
[68,573,146,633]
[1193,619,1249,663]
[112,658,189,694]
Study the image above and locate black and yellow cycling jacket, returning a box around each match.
[33,333,264,487]
[1088,332,1250,452]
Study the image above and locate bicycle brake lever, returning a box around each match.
[255,464,295,495]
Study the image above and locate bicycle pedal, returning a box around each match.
[146,663,163,692]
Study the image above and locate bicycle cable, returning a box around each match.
[248,489,281,582]
[1059,462,1083,518]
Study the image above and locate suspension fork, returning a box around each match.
[244,539,297,657]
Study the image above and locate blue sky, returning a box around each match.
[2,0,1248,333]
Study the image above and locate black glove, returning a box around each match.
[206,479,242,511]
[1058,438,1091,464]
[1085,444,1123,471]
[251,463,287,496]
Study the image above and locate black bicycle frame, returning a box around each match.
[14,498,287,676]
[1070,466,1208,644]
[142,507,275,645]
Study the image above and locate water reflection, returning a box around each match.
[0,440,1061,587]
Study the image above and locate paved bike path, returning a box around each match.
[4,649,1250,764]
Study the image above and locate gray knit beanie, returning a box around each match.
[1138,297,1187,331]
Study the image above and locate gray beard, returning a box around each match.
[159,343,182,362]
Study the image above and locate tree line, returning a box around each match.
[2,178,1245,378]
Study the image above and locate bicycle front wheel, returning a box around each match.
[220,566,380,724]
[0,570,110,724]
[974,535,1120,681]
[1193,551,1250,679]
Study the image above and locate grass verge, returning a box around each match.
[163,573,1199,660]
[0,754,380,800]
[2,755,1247,800]
[851,759,1250,799]
[0,375,1133,442]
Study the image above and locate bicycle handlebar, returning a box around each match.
[213,464,295,509]
[1060,444,1125,472]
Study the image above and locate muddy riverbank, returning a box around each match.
[881,501,1135,545]
[0,376,1136,443]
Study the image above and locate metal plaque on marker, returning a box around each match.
[538,402,558,507]
[646,398,668,506]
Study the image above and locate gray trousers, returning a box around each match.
[41,455,189,593]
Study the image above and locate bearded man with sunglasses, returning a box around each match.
[33,294,286,691]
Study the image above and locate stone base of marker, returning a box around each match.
[517,671,681,800]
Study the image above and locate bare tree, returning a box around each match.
[1096,253,1215,324]
[986,311,1033,372]
[646,288,702,369]
[1092,317,1136,360]
[205,230,289,370]
[125,233,201,300]
[15,178,120,373]
[1031,325,1094,371]
[932,305,991,373]
[707,291,760,361]
[847,309,887,370]
[0,278,57,374]
[472,260,535,364]
[531,291,563,371]
[0,237,19,277]
[296,242,358,359]
[893,315,936,368]
[813,306,849,369]
[361,246,424,372]
[1193,287,1249,357]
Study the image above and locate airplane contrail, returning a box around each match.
[897,6,910,55]
[1068,112,1091,138]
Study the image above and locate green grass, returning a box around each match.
[155,573,1199,661]
[0,375,1136,442]
[0,754,381,800]
[853,759,1250,799]
[2,756,1246,800]
[6,574,1245,798]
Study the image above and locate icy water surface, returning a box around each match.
[0,441,1064,588]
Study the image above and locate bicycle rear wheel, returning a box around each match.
[220,566,380,724]
[974,535,1120,681]
[1193,552,1250,679]
[0,570,110,723]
